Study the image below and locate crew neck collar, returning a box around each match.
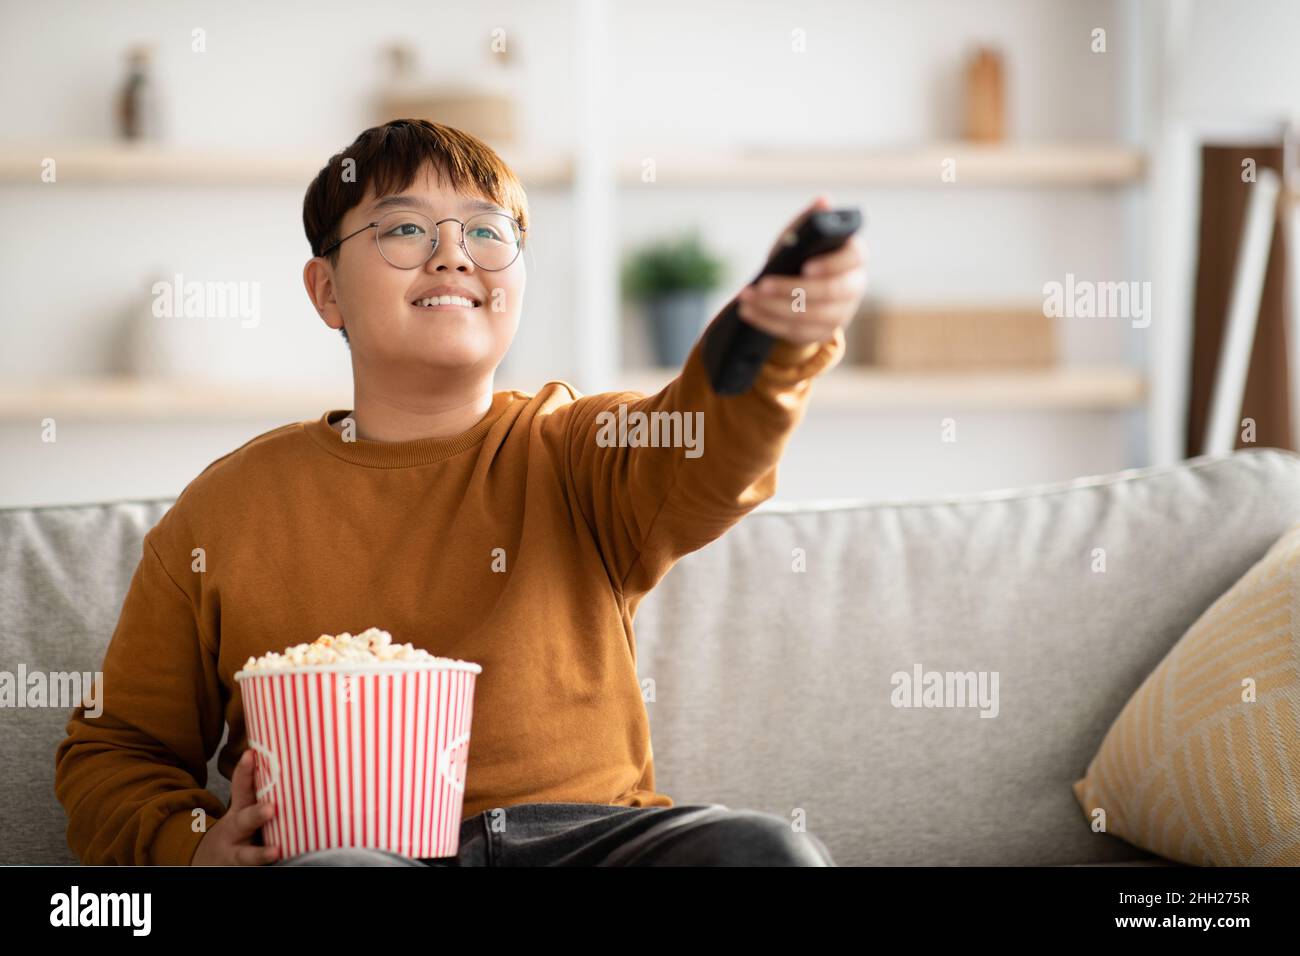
[303,391,518,467]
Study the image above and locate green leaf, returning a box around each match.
[620,228,727,300]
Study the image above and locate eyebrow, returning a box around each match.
[367,195,508,217]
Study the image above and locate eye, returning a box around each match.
[383,220,427,239]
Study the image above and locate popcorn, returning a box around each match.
[236,626,481,859]
[241,627,468,672]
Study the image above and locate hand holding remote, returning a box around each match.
[703,196,866,395]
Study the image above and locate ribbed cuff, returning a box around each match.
[767,340,824,365]
[150,808,212,866]
[759,327,846,384]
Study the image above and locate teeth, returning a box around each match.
[415,295,477,308]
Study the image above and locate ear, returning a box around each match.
[303,257,345,333]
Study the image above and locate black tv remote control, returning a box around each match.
[702,206,863,395]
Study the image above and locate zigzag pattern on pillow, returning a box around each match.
[1072,523,1300,866]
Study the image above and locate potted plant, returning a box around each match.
[621,229,726,367]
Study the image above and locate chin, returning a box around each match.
[419,343,493,369]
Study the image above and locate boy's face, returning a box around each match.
[309,160,524,379]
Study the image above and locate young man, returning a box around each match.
[54,119,865,866]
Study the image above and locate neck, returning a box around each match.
[336,378,496,442]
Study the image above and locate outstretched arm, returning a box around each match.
[544,196,867,610]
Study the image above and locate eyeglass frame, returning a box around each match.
[317,209,527,271]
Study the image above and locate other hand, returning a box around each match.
[192,749,280,865]
[736,194,868,346]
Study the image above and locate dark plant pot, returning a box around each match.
[645,289,709,367]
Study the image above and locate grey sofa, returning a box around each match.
[4,447,1298,866]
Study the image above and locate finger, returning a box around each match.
[735,302,795,342]
[230,749,257,811]
[736,297,838,345]
[800,235,865,277]
[781,194,830,230]
[770,195,833,258]
[739,293,843,334]
[744,270,864,307]
[745,274,847,306]
[233,799,275,842]
[216,804,262,846]
[236,843,280,866]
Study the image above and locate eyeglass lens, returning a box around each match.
[375,210,522,270]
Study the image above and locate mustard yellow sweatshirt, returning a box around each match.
[54,319,845,865]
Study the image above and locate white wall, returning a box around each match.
[4,0,1259,508]
[0,0,1129,385]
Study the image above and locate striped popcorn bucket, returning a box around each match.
[234,661,482,861]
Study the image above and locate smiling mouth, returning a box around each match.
[411,295,482,309]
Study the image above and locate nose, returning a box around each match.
[426,220,474,272]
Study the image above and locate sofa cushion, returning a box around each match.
[1071,519,1300,865]
[0,499,208,865]
[632,448,1300,865]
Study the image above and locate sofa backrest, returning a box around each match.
[632,447,1300,864]
[3,448,1298,865]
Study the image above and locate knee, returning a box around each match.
[273,847,425,867]
[694,809,835,866]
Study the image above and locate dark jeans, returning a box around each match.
[273,801,835,866]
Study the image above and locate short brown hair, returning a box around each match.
[302,119,530,344]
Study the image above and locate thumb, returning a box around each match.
[786,194,831,232]
[771,195,832,260]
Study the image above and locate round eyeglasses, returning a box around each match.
[319,209,526,271]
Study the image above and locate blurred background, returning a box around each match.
[1,0,1297,506]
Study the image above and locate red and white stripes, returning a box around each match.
[237,664,478,861]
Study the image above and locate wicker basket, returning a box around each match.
[377,89,516,145]
[858,303,1057,370]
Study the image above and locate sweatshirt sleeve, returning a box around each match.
[550,307,844,610]
[53,524,229,865]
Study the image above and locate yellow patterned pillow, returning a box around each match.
[1072,521,1300,865]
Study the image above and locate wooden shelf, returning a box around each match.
[0,142,574,187]
[616,142,1145,187]
[618,364,1147,410]
[0,366,1145,422]
[0,141,1142,189]
[0,377,349,423]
